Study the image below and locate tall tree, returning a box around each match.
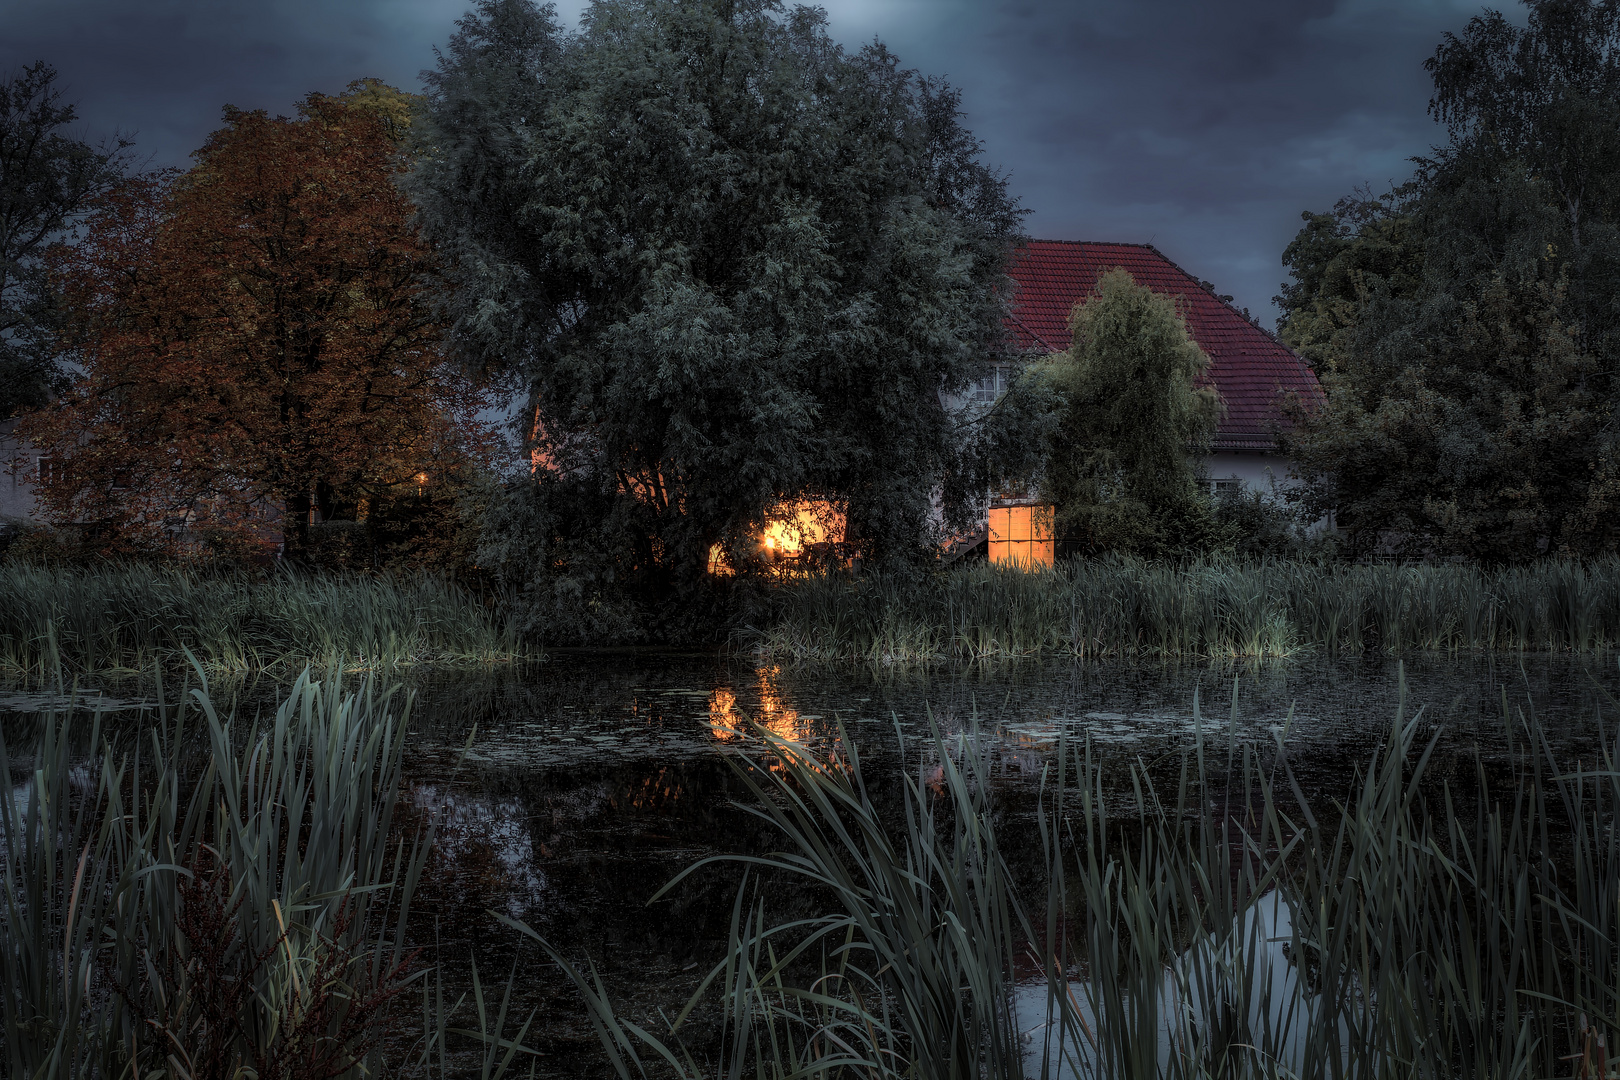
[1038,269,1222,557]
[1279,0,1620,560]
[22,88,484,559]
[410,0,1023,633]
[0,62,131,417]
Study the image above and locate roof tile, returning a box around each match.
[1006,240,1323,451]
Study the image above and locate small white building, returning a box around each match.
[1003,240,1322,487]
[961,240,1324,565]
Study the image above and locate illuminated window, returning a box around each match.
[707,500,846,575]
[987,504,1054,568]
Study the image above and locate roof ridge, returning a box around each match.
[1021,238,1160,250]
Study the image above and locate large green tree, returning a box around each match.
[410,0,1022,637]
[1278,0,1620,560]
[1037,269,1222,557]
[0,62,131,417]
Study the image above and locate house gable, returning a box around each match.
[1005,240,1323,452]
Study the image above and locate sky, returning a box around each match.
[2,0,1513,326]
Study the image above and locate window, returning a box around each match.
[1212,479,1243,496]
[37,456,62,488]
[987,504,1055,569]
[968,365,1013,406]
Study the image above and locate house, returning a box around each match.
[969,240,1325,567]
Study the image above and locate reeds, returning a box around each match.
[0,667,433,1078]
[758,558,1620,661]
[525,683,1620,1078]
[0,563,522,678]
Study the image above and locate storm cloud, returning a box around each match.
[2,0,1511,323]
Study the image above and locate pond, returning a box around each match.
[390,650,1618,1072]
[6,650,1618,1076]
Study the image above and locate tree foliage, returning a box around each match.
[409,0,1023,636]
[0,62,132,418]
[21,87,486,561]
[1037,269,1222,557]
[1279,0,1620,561]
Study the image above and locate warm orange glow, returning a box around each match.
[988,504,1055,569]
[707,669,848,777]
[708,499,846,574]
[760,501,840,556]
[709,687,742,741]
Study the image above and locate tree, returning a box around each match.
[1037,269,1222,557]
[409,0,1023,633]
[1279,0,1620,560]
[0,62,132,417]
[21,87,485,560]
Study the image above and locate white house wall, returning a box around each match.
[1204,450,1296,496]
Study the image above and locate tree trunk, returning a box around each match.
[283,489,311,562]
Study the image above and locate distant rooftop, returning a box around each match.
[1006,240,1324,453]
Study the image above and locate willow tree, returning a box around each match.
[1039,269,1222,557]
[410,0,1022,638]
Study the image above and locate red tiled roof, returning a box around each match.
[1006,240,1323,452]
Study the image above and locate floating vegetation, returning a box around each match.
[756,558,1620,662]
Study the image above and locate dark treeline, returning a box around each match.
[1279,0,1620,562]
[5,0,1620,647]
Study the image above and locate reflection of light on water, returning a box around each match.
[709,687,741,741]
[708,667,812,744]
[706,667,850,776]
[756,665,811,742]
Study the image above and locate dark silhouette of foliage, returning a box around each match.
[1278,0,1620,560]
[1037,269,1223,557]
[0,62,132,417]
[410,0,1024,639]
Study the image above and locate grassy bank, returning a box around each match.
[757,558,1620,661]
[0,563,521,678]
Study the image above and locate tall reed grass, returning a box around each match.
[0,563,522,678]
[520,685,1620,1078]
[758,558,1620,661]
[0,667,439,1077]
[0,665,546,1079]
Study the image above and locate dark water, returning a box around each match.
[7,652,1619,1073]
[371,651,1620,1069]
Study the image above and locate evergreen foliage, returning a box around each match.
[1037,269,1223,557]
[1278,0,1620,560]
[409,0,1023,639]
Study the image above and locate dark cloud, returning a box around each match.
[2,0,1512,323]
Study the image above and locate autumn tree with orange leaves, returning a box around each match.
[22,86,485,561]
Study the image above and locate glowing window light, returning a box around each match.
[709,500,846,574]
[987,504,1055,569]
